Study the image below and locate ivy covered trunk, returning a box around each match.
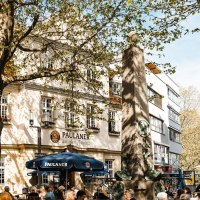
[122,41,155,199]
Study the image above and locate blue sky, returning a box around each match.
[156,14,200,90]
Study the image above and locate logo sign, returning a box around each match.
[85,162,91,168]
[44,162,68,167]
[183,171,194,185]
[50,131,60,143]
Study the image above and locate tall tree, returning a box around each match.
[180,86,200,170]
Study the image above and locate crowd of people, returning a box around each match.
[156,185,200,200]
[2,183,200,200]
[0,185,87,200]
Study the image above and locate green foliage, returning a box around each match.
[0,0,199,88]
[180,87,200,170]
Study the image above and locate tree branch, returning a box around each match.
[14,0,38,7]
[8,14,39,60]
[18,43,47,52]
[73,0,123,58]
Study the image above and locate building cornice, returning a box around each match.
[1,144,121,155]
[23,82,110,103]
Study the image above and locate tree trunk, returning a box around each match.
[122,43,155,199]
[0,80,4,161]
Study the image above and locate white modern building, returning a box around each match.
[0,59,181,195]
[145,63,181,174]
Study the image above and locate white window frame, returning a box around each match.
[105,160,113,178]
[168,88,179,104]
[66,101,76,127]
[40,51,53,71]
[87,69,96,81]
[42,173,48,184]
[41,97,53,122]
[169,128,180,143]
[0,156,5,184]
[154,144,169,165]
[147,87,162,108]
[169,107,180,124]
[111,82,121,96]
[109,111,116,132]
[0,96,8,121]
[150,115,163,134]
[86,104,96,129]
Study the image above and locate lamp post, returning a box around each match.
[29,111,50,186]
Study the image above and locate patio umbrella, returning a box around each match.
[26,152,106,188]
[26,152,106,172]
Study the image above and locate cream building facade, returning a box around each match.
[0,61,181,195]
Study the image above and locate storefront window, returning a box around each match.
[105,160,113,178]
[42,174,48,184]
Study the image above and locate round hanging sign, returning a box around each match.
[50,131,60,143]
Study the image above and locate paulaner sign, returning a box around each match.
[44,162,68,167]
[62,132,89,140]
[61,132,91,146]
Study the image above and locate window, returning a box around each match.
[150,115,163,134]
[169,107,180,124]
[110,82,121,96]
[147,87,162,108]
[0,96,8,121]
[168,88,179,104]
[41,51,53,72]
[66,101,76,127]
[41,97,53,122]
[105,160,113,178]
[109,111,116,132]
[87,69,96,81]
[86,105,96,129]
[0,156,5,184]
[42,174,48,184]
[169,128,180,143]
[169,153,180,166]
[154,144,169,164]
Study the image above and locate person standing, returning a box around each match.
[27,186,39,200]
[76,190,87,200]
[65,189,75,200]
[54,186,64,200]
[157,192,168,200]
[0,186,14,200]
[43,185,55,200]
[38,186,46,200]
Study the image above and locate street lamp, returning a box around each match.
[29,110,50,186]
